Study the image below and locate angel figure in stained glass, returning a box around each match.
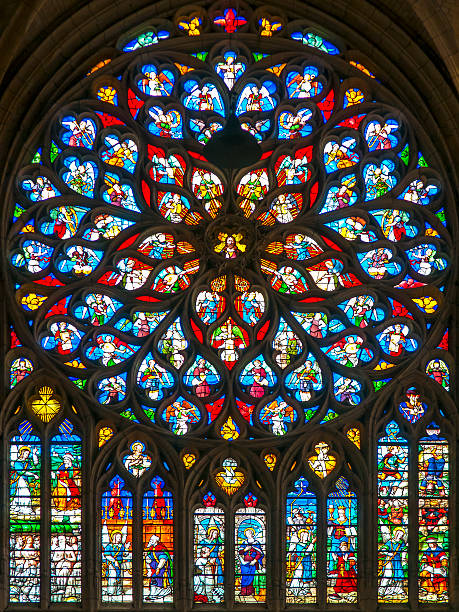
[191,358,214,397]
[211,319,247,364]
[139,68,174,96]
[237,83,275,113]
[64,161,95,196]
[287,70,320,98]
[196,291,222,324]
[102,524,131,598]
[164,400,200,435]
[215,52,245,89]
[62,117,96,148]
[10,358,34,387]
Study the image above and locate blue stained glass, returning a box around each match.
[61,157,98,197]
[277,109,313,139]
[40,205,89,238]
[286,67,322,98]
[285,355,323,401]
[291,31,340,55]
[122,30,170,52]
[60,115,96,149]
[147,106,183,138]
[137,353,175,400]
[286,477,317,603]
[183,80,225,116]
[363,160,398,200]
[21,176,61,201]
[236,81,277,114]
[137,65,175,96]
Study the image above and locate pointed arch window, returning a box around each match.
[9,415,83,604]
[100,439,174,604]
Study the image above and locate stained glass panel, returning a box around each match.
[101,476,133,602]
[235,501,266,602]
[377,422,408,603]
[286,477,317,603]
[418,423,449,603]
[3,2,456,606]
[193,500,225,603]
[9,421,41,603]
[50,420,82,602]
[327,477,358,603]
[143,476,174,602]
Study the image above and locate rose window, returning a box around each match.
[9,35,451,440]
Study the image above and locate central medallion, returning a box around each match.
[206,215,253,264]
[214,232,246,259]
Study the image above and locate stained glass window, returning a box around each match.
[193,496,225,603]
[418,423,449,603]
[234,498,266,602]
[9,421,41,603]
[143,476,174,602]
[50,420,82,602]
[327,478,358,603]
[3,1,456,608]
[101,476,133,602]
[378,422,409,602]
[286,477,317,603]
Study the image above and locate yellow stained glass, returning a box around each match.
[182,452,197,469]
[220,416,240,440]
[21,292,47,310]
[307,442,336,478]
[178,17,202,36]
[345,88,365,106]
[98,426,114,447]
[30,386,61,422]
[266,63,286,76]
[263,452,277,471]
[174,63,195,75]
[234,275,250,292]
[210,275,226,291]
[215,457,244,495]
[413,296,438,313]
[259,17,282,36]
[346,427,361,449]
[349,60,375,78]
[97,85,117,104]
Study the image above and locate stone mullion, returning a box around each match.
[270,487,281,612]
[133,487,142,608]
[82,435,96,612]
[226,503,234,609]
[41,434,50,608]
[407,434,418,606]
[179,489,190,612]
[316,488,327,608]
[359,435,377,611]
